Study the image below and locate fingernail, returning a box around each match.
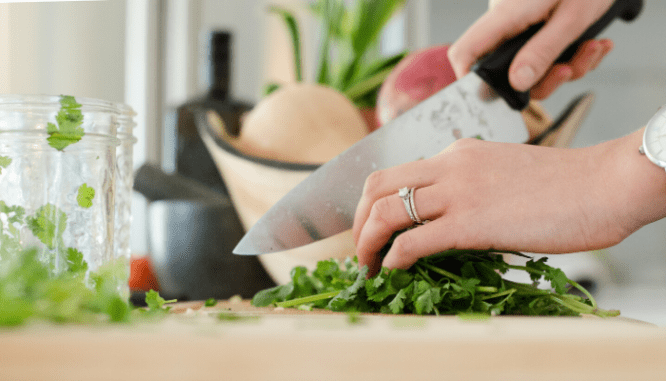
[513,64,536,91]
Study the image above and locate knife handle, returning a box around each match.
[473,0,643,111]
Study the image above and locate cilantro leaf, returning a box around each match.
[26,204,67,250]
[251,283,295,307]
[76,183,95,208]
[414,287,441,315]
[0,156,11,174]
[0,201,25,225]
[545,267,569,294]
[106,296,131,323]
[327,266,368,311]
[388,288,407,314]
[366,268,414,303]
[145,289,177,311]
[46,95,85,151]
[66,247,88,273]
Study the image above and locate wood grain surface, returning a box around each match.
[1,300,665,381]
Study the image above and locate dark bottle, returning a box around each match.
[174,31,253,194]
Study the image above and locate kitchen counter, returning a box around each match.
[1,300,665,381]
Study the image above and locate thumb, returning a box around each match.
[508,3,609,91]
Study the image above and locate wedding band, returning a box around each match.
[408,187,424,224]
[398,187,426,225]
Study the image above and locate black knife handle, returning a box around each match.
[473,0,643,111]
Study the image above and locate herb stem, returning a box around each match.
[423,263,497,293]
[275,290,340,308]
[502,279,550,295]
[506,264,546,277]
[567,278,597,308]
[422,263,461,282]
[476,286,499,293]
[550,295,593,315]
[507,265,599,308]
[480,288,516,301]
[415,264,437,286]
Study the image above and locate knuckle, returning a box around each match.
[450,137,480,150]
[362,170,386,199]
[447,138,483,161]
[391,233,417,257]
[529,48,560,74]
[446,43,460,63]
[446,44,467,72]
[368,197,392,228]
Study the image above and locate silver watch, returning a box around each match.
[640,105,666,171]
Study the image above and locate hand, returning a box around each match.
[352,129,666,276]
[447,0,616,99]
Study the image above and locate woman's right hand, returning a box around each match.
[447,0,616,100]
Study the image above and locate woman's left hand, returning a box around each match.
[352,133,647,276]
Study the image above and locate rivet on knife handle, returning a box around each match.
[473,0,644,111]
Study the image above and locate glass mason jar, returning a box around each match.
[0,94,135,299]
[114,106,137,299]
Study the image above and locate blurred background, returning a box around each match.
[1,0,665,323]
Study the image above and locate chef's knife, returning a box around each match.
[234,0,642,255]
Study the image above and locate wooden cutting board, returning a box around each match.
[1,299,665,381]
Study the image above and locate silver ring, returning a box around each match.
[398,187,416,223]
[398,187,426,225]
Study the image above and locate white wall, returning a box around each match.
[0,1,126,101]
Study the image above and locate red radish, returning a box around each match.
[376,45,457,126]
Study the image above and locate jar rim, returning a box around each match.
[0,94,136,117]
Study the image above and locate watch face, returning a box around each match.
[644,106,666,168]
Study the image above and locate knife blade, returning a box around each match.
[233,0,642,255]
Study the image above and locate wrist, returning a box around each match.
[608,128,666,233]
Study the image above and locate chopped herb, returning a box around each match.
[217,312,260,322]
[346,311,364,324]
[76,183,95,208]
[0,156,11,174]
[145,289,177,312]
[46,95,85,151]
[204,298,218,307]
[457,312,491,321]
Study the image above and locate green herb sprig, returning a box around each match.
[265,0,408,108]
[46,95,85,151]
[252,248,619,318]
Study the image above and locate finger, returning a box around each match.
[589,39,614,70]
[355,186,445,272]
[352,160,436,244]
[447,2,556,79]
[508,3,611,91]
[567,39,604,80]
[529,65,573,100]
[355,194,414,276]
[530,39,612,99]
[381,218,458,270]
